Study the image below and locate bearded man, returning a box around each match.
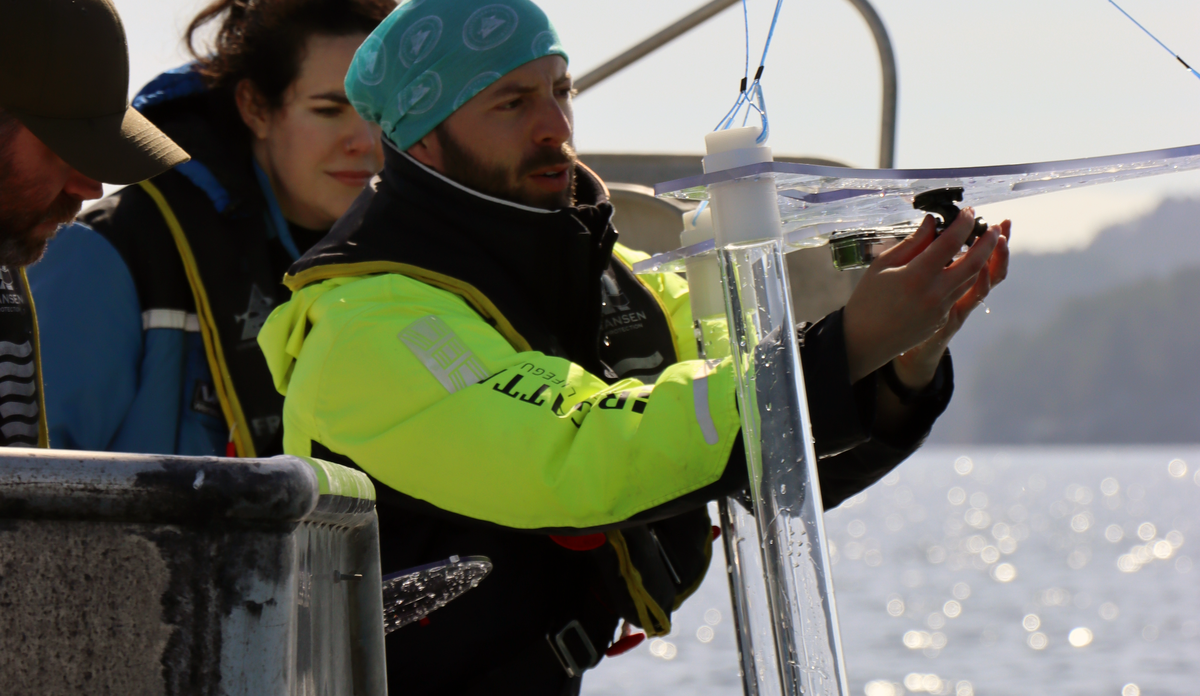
[0,0,188,447]
[257,1,1009,693]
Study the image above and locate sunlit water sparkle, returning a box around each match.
[582,447,1200,696]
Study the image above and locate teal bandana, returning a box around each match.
[346,0,568,151]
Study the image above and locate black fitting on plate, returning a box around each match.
[912,187,987,247]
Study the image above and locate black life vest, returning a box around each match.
[77,166,290,457]
[285,148,710,694]
[0,266,47,448]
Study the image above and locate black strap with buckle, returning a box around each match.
[545,619,600,678]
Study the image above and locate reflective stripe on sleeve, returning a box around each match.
[142,309,201,332]
[692,360,722,446]
[611,351,663,377]
[398,315,490,394]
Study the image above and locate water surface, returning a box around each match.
[583,447,1200,696]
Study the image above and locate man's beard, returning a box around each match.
[0,160,82,268]
[436,124,577,210]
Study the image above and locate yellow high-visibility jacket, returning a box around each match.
[258,151,950,692]
[258,241,741,532]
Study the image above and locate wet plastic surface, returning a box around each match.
[720,242,849,696]
[381,555,493,634]
[634,143,1200,275]
[719,496,780,696]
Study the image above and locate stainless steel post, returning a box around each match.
[844,0,898,168]
[574,0,740,94]
[575,0,898,170]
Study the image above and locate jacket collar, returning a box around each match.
[132,64,259,216]
[387,141,559,215]
[290,143,620,365]
[377,139,614,230]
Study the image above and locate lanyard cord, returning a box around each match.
[252,159,302,261]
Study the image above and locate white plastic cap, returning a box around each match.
[703,126,773,173]
[680,207,715,247]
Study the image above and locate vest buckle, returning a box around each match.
[545,619,599,677]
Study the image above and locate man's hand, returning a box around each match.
[842,208,1011,385]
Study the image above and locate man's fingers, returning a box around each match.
[938,223,1000,294]
[989,221,1011,285]
[968,265,992,306]
[952,266,985,302]
[910,208,980,274]
[877,215,937,268]
[944,267,990,334]
[941,266,983,314]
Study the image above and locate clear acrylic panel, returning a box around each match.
[635,142,1200,275]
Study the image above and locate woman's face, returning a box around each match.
[240,33,383,230]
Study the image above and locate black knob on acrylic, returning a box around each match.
[912,187,987,247]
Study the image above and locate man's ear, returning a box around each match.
[406,128,444,172]
[235,79,271,140]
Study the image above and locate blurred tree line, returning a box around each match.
[932,197,1200,444]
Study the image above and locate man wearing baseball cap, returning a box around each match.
[0,0,188,447]
[258,0,1005,691]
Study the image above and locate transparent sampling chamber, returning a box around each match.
[659,132,1200,696]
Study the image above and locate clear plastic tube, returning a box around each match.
[684,208,778,696]
[689,303,779,696]
[718,239,848,696]
[717,494,780,696]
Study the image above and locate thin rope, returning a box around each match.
[758,0,785,69]
[741,0,751,85]
[1107,0,1200,81]
[698,0,785,222]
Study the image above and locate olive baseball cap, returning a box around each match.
[0,0,189,185]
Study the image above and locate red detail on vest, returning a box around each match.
[711,525,721,541]
[225,441,237,458]
[549,533,607,551]
[419,617,431,627]
[605,631,645,657]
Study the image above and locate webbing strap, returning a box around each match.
[20,268,48,448]
[606,530,672,636]
[137,180,256,458]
